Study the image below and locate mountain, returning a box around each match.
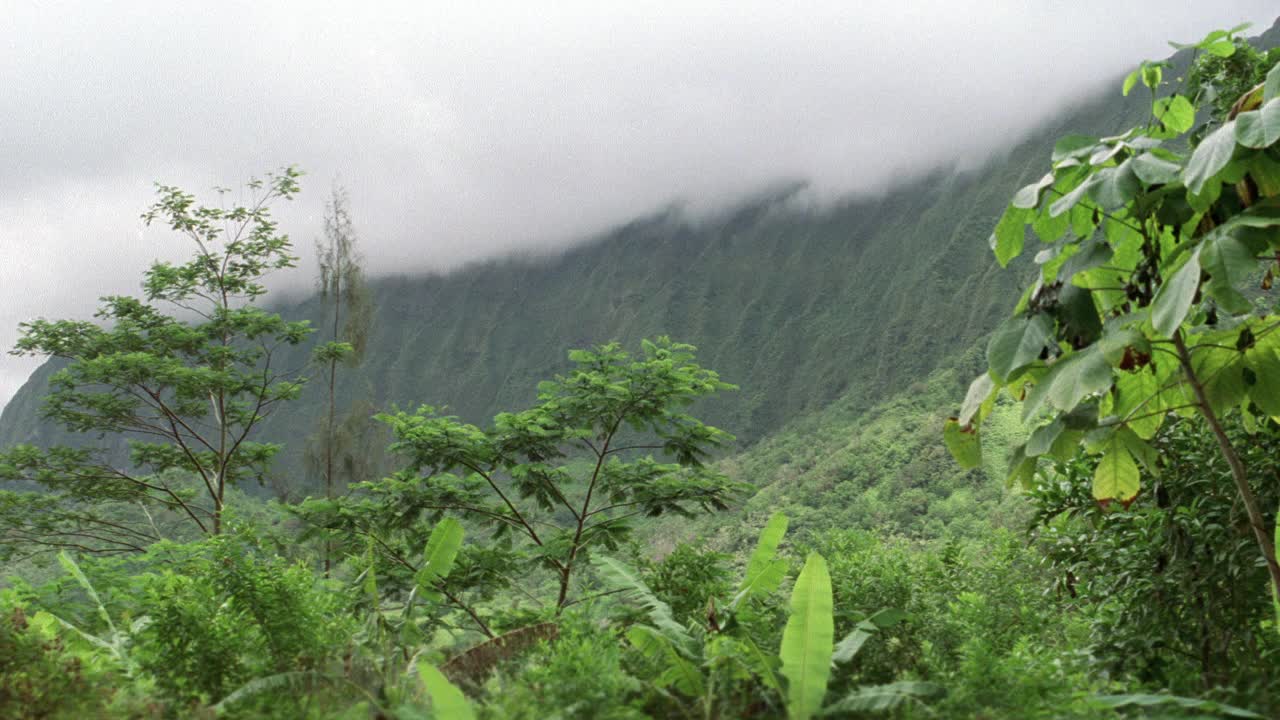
[0,85,1150,473]
[10,20,1277,490]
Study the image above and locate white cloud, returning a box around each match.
[1,1,1276,408]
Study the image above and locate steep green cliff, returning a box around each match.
[0,84,1155,482]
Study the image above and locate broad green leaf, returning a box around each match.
[1150,249,1201,338]
[1032,205,1070,243]
[734,512,790,608]
[1191,341,1248,415]
[1131,152,1182,185]
[1204,39,1236,57]
[1111,368,1164,439]
[1202,231,1258,314]
[1049,176,1097,217]
[943,418,981,469]
[780,553,834,720]
[1005,444,1037,490]
[1069,199,1098,238]
[987,314,1053,382]
[1025,419,1064,457]
[1115,426,1160,476]
[1012,173,1054,209]
[1153,95,1195,134]
[958,373,996,427]
[1060,236,1112,281]
[417,517,464,588]
[992,206,1029,267]
[1093,438,1140,505]
[1236,99,1280,149]
[1245,342,1280,416]
[1052,135,1100,163]
[832,623,876,664]
[1184,121,1238,196]
[826,682,946,714]
[1097,326,1147,367]
[1089,160,1140,210]
[1122,69,1140,97]
[1023,347,1112,422]
[1089,143,1123,166]
[1266,61,1280,104]
[418,663,476,720]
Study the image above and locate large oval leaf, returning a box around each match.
[780,553,834,720]
[1150,249,1201,338]
[943,418,982,469]
[1022,346,1112,422]
[1131,152,1182,185]
[1184,121,1238,196]
[1013,173,1055,209]
[987,314,1053,382]
[1153,95,1195,135]
[1093,439,1139,505]
[1236,98,1280,149]
[1089,159,1140,209]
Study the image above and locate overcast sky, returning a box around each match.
[1,2,1277,410]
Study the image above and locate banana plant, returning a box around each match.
[595,512,942,718]
[31,551,146,676]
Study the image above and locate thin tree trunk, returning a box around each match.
[324,276,342,577]
[1173,332,1280,599]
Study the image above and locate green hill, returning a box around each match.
[9,23,1273,496]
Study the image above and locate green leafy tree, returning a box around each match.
[948,29,1280,598]
[1030,415,1280,703]
[301,337,745,621]
[0,168,312,545]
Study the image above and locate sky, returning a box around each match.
[1,1,1277,410]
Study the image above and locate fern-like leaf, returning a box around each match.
[593,555,692,647]
[626,625,705,696]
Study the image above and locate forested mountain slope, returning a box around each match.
[8,25,1267,475]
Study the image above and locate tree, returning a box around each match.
[946,29,1280,599]
[299,337,746,625]
[1029,415,1280,697]
[304,184,375,573]
[0,167,312,549]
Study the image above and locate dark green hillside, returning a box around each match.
[0,76,1156,477]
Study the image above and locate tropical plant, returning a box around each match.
[1030,415,1280,701]
[299,337,746,620]
[0,168,312,547]
[947,27,1280,600]
[596,513,941,718]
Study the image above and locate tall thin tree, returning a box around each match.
[308,184,374,574]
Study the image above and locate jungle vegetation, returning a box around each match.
[2,22,1280,720]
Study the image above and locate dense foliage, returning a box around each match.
[3,19,1280,720]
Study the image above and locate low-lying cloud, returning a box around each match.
[1,1,1276,408]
